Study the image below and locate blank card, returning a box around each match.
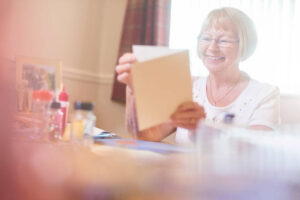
[132,46,192,130]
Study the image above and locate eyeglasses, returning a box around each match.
[198,36,239,48]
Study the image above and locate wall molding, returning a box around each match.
[9,59,114,85]
[62,67,114,85]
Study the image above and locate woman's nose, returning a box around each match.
[207,40,219,51]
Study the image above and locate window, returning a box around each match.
[169,0,300,94]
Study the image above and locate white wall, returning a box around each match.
[5,0,128,136]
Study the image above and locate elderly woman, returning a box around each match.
[116,7,280,142]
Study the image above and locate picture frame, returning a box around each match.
[15,56,62,113]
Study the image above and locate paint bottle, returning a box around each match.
[58,86,69,134]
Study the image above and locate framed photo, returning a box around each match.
[16,56,62,112]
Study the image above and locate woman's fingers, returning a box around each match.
[170,101,206,130]
[171,110,205,120]
[115,63,131,74]
[117,72,131,85]
[177,101,204,112]
[172,102,205,118]
[118,53,137,64]
[115,53,137,87]
[172,118,199,125]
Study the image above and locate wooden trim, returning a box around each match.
[62,67,114,84]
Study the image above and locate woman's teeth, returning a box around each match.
[207,56,224,60]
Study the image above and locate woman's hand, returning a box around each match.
[115,53,137,90]
[170,101,206,130]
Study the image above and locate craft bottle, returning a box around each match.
[48,101,63,141]
[71,101,96,141]
[58,86,69,134]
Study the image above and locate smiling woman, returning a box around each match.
[170,0,300,95]
[175,7,280,143]
[115,7,280,143]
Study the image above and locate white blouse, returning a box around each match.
[176,76,280,143]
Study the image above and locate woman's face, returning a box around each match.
[198,25,240,74]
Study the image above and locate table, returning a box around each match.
[10,125,300,200]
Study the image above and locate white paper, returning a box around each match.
[133,45,184,62]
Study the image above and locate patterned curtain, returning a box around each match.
[111,0,172,102]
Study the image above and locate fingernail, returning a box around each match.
[130,55,136,61]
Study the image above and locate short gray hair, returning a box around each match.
[198,7,257,61]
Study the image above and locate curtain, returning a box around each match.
[170,0,300,94]
[111,0,172,102]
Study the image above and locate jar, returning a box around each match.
[48,101,63,141]
[71,101,96,142]
[32,90,53,139]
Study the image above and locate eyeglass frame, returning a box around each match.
[197,35,239,48]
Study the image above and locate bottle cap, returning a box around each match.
[59,86,69,101]
[74,101,94,111]
[51,101,61,109]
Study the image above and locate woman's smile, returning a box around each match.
[204,55,225,62]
